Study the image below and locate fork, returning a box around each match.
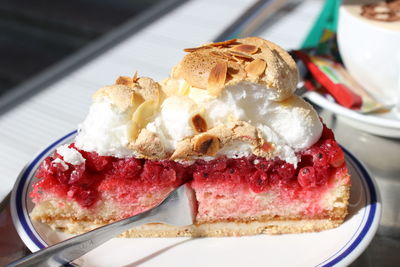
[7,184,196,267]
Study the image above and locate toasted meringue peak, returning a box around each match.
[172,37,299,101]
[129,128,169,159]
[75,38,322,166]
[170,121,272,160]
[93,84,142,112]
[76,75,165,157]
[93,75,163,112]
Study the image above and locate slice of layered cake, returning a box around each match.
[30,37,350,236]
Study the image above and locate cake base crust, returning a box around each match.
[31,215,345,237]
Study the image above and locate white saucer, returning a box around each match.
[306,91,400,138]
[11,132,381,267]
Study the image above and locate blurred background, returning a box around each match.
[0,0,164,97]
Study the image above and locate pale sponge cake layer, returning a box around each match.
[193,183,349,224]
[30,178,349,237]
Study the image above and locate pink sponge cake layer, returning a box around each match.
[191,125,350,223]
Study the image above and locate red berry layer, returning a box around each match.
[31,125,348,210]
[31,147,191,208]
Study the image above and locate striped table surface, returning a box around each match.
[0,0,322,201]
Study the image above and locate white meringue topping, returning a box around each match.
[75,98,137,158]
[56,144,85,165]
[75,81,323,165]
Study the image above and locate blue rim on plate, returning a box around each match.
[10,131,381,267]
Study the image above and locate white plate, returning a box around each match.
[11,131,381,267]
[306,92,400,138]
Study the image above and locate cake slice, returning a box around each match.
[30,37,350,236]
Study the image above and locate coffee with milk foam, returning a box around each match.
[343,0,400,31]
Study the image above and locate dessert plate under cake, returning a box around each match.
[11,132,380,267]
[306,91,400,138]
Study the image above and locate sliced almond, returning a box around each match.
[231,55,244,64]
[130,100,158,141]
[207,61,227,96]
[130,93,145,111]
[232,44,258,54]
[228,50,253,61]
[208,39,238,47]
[245,58,267,78]
[210,51,222,57]
[193,134,220,156]
[183,46,210,53]
[177,81,190,96]
[129,122,140,146]
[210,51,230,59]
[191,114,208,133]
[116,76,133,86]
[132,71,139,82]
[227,61,246,80]
[221,51,235,60]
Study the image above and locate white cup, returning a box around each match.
[337,0,400,107]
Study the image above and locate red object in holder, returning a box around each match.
[295,51,362,109]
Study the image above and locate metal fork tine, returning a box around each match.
[138,184,196,227]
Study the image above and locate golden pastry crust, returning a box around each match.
[171,37,298,101]
[34,216,347,237]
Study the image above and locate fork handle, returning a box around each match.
[7,209,157,267]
